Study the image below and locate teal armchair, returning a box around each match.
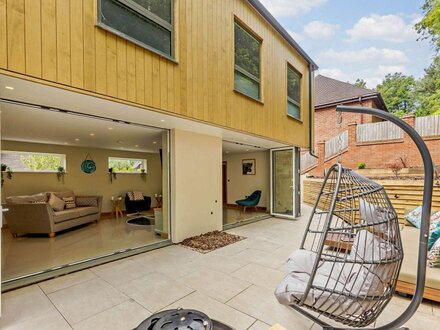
[235,190,262,212]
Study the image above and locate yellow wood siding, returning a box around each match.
[0,0,313,147]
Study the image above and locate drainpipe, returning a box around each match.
[308,63,318,158]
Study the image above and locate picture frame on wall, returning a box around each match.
[242,159,256,175]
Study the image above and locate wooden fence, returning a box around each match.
[303,178,440,224]
[301,152,318,171]
[356,121,403,143]
[415,115,440,137]
[325,131,348,158]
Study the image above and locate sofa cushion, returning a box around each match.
[52,191,75,200]
[53,209,81,223]
[63,196,77,209]
[6,193,47,204]
[76,197,98,207]
[48,194,65,212]
[75,207,99,217]
[399,226,440,290]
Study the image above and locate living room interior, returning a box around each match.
[222,141,270,226]
[1,101,170,282]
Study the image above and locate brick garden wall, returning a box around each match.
[307,114,440,176]
[314,99,379,143]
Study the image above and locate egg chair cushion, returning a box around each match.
[275,231,398,317]
[359,199,395,237]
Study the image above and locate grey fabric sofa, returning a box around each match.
[4,191,102,238]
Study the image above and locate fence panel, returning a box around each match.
[325,131,348,158]
[301,152,318,171]
[415,115,440,137]
[356,121,403,143]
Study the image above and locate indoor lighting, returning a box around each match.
[108,127,113,130]
[153,141,157,144]
[246,149,249,151]
[225,151,230,154]
[160,119,165,122]
[5,86,14,90]
[134,144,139,148]
[64,142,69,145]
[89,133,95,136]
[75,138,80,141]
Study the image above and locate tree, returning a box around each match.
[354,78,367,88]
[415,55,440,116]
[376,73,416,115]
[20,155,61,171]
[415,0,440,51]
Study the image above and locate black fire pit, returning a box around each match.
[135,308,234,330]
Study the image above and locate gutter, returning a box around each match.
[247,0,319,70]
[315,93,388,111]
[308,63,318,158]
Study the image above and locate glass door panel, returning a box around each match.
[271,148,295,218]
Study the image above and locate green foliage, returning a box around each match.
[376,73,416,115]
[20,154,61,171]
[287,67,300,102]
[414,56,440,116]
[415,0,440,51]
[354,78,367,88]
[109,159,144,173]
[357,162,366,169]
[234,23,260,78]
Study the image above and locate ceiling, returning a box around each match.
[1,103,164,153]
[222,140,268,155]
[0,74,289,151]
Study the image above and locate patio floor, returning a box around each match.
[1,205,439,330]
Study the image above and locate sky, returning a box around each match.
[259,0,436,88]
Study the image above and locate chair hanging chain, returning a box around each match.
[337,112,343,164]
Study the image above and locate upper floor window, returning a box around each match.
[98,0,173,58]
[287,66,301,120]
[1,151,66,173]
[108,157,147,173]
[234,20,261,100]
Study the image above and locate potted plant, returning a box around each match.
[57,166,66,183]
[1,163,13,187]
[140,168,146,181]
[109,167,117,183]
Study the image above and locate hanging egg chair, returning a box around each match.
[275,106,434,330]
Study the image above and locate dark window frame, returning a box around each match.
[97,0,175,60]
[287,64,302,121]
[234,19,262,101]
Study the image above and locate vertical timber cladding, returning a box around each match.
[1,0,312,147]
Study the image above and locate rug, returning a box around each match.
[180,230,246,253]
[127,216,154,226]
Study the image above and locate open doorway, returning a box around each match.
[0,99,170,286]
[222,141,270,227]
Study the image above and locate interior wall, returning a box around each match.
[171,129,222,243]
[2,141,162,213]
[223,150,270,208]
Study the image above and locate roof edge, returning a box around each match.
[247,0,319,70]
[315,93,388,111]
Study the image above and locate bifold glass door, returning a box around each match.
[270,147,296,219]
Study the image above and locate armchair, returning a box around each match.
[125,193,151,215]
[235,190,262,212]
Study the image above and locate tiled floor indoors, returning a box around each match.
[1,205,439,330]
[2,212,165,281]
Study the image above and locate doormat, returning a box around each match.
[127,216,154,226]
[180,231,246,253]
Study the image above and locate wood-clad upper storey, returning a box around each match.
[0,0,314,147]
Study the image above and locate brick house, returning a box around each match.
[314,75,388,143]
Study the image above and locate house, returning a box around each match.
[0,0,316,292]
[314,75,387,143]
